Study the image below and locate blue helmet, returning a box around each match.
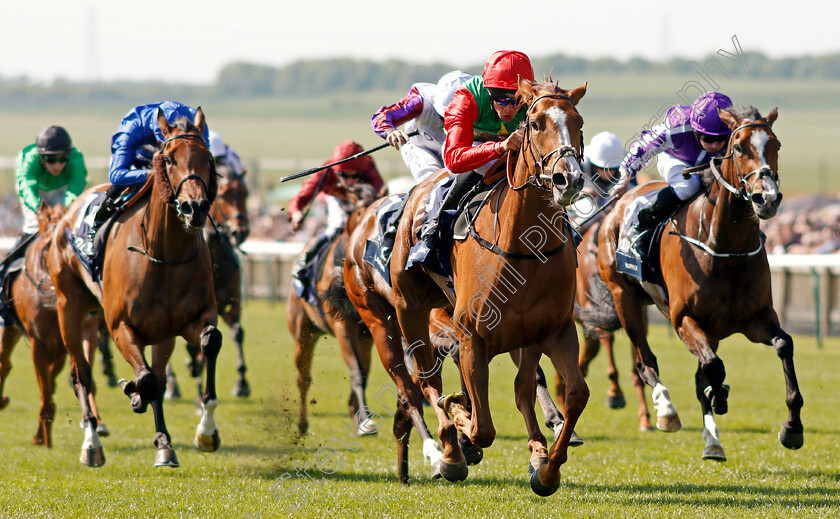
[689,92,733,135]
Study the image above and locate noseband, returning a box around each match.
[508,94,583,192]
[161,133,212,212]
[709,122,778,201]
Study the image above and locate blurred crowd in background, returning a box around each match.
[0,190,837,254]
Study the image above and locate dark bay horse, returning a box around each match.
[598,106,802,460]
[567,220,653,431]
[48,109,222,467]
[0,204,109,447]
[287,184,381,436]
[346,79,589,495]
[168,163,251,401]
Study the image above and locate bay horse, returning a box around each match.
[0,203,109,447]
[287,183,381,436]
[48,108,222,467]
[167,163,251,401]
[566,220,653,431]
[598,105,803,460]
[345,79,589,495]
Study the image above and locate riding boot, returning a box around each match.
[292,231,331,282]
[636,186,681,232]
[87,185,125,260]
[421,171,483,250]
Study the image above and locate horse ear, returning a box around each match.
[157,108,171,138]
[717,107,738,130]
[517,76,537,105]
[194,106,206,135]
[764,107,778,127]
[568,82,587,105]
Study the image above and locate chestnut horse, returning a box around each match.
[598,106,803,460]
[168,163,251,401]
[566,221,653,431]
[345,79,589,495]
[48,109,222,467]
[287,184,381,436]
[0,204,109,447]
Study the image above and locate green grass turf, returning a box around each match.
[0,300,837,518]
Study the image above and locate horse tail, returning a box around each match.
[320,275,362,323]
[575,273,622,334]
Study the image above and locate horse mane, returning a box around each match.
[724,105,762,121]
[152,153,176,204]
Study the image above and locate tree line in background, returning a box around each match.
[1,51,837,106]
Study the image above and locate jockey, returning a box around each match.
[88,101,209,258]
[371,70,472,182]
[569,131,627,233]
[288,140,384,279]
[16,126,88,237]
[208,130,246,177]
[421,50,534,249]
[614,91,733,231]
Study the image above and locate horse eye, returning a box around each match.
[530,121,539,131]
[164,155,174,165]
[733,144,742,154]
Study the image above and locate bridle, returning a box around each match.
[507,93,584,192]
[160,133,213,216]
[708,121,778,201]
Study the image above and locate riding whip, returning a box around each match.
[572,193,621,230]
[280,130,419,183]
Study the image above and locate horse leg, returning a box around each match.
[291,322,319,436]
[150,339,179,467]
[535,321,589,497]
[695,363,725,461]
[743,315,804,450]
[615,288,680,431]
[96,315,118,387]
[163,362,182,400]
[452,333,494,450]
[631,348,654,431]
[31,340,53,447]
[184,343,204,411]
[82,315,108,436]
[450,346,483,466]
[393,398,413,485]
[223,304,250,398]
[333,320,374,435]
[396,307,467,481]
[193,324,223,452]
[511,349,549,468]
[677,317,727,414]
[0,325,21,409]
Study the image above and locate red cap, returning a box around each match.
[328,140,371,172]
[482,50,534,90]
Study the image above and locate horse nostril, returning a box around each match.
[180,202,193,216]
[751,193,765,205]
[551,173,568,188]
[199,200,211,214]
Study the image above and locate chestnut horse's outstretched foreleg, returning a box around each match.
[192,323,223,452]
[533,321,589,497]
[150,338,178,466]
[743,313,803,450]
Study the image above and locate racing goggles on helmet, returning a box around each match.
[694,130,728,144]
[487,88,520,107]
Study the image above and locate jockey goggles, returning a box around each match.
[41,154,69,164]
[337,170,361,179]
[694,130,729,144]
[488,88,520,107]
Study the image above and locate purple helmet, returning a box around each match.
[689,92,733,135]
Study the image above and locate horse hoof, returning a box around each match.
[779,427,804,450]
[155,447,180,468]
[569,431,584,447]
[462,444,484,466]
[639,424,656,432]
[439,460,468,482]
[130,393,148,413]
[656,413,682,432]
[80,446,105,467]
[194,428,221,452]
[702,445,727,461]
[430,460,443,479]
[529,466,560,497]
[0,396,8,410]
[96,423,111,437]
[436,392,467,416]
[232,379,251,398]
[356,419,379,436]
[606,394,626,409]
[164,384,181,400]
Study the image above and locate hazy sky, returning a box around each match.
[2,0,838,84]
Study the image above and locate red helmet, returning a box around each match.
[482,50,534,90]
[329,140,371,173]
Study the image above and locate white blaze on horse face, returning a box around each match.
[545,107,582,174]
[750,130,779,200]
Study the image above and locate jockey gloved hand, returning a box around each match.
[498,128,525,155]
[608,165,633,198]
[290,210,304,231]
[386,129,410,150]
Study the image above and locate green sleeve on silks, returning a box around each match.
[63,148,89,206]
[15,144,44,213]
